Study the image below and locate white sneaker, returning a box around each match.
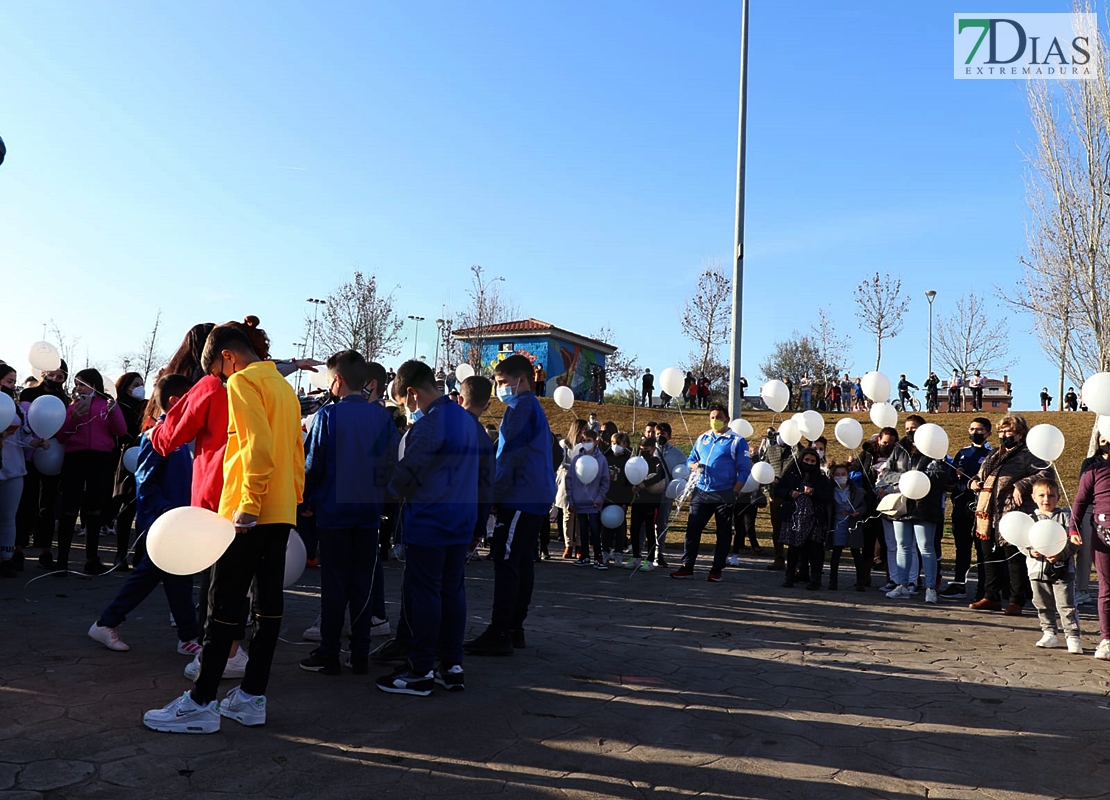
[176,639,203,656]
[220,686,266,726]
[925,588,938,604]
[370,616,391,637]
[88,621,130,652]
[303,615,322,642]
[623,558,641,570]
[1067,637,1084,654]
[1075,591,1093,606]
[143,692,220,734]
[392,543,405,562]
[613,553,624,567]
[1095,639,1110,660]
[184,648,249,682]
[638,561,655,572]
[886,585,911,599]
[1036,632,1060,648]
[906,582,919,595]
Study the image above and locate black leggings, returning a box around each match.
[57,450,116,567]
[787,541,824,583]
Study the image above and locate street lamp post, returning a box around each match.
[306,298,326,360]
[407,315,425,360]
[925,290,937,378]
[292,341,306,392]
[727,0,750,420]
[434,318,446,372]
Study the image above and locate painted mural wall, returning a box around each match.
[474,336,607,399]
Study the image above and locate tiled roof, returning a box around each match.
[451,318,615,353]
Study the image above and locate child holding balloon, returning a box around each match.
[88,374,201,653]
[568,429,610,569]
[1025,479,1082,653]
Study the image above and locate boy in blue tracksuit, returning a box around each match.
[458,376,498,550]
[377,360,479,696]
[300,352,397,676]
[465,354,556,657]
[670,404,752,582]
[88,374,200,653]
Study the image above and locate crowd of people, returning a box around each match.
[4,324,1110,736]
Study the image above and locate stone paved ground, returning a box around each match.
[3,547,1110,800]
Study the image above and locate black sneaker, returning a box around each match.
[369,638,410,664]
[11,551,24,571]
[345,654,369,675]
[510,629,526,649]
[84,560,109,576]
[938,583,967,599]
[434,664,465,691]
[463,628,513,656]
[38,552,55,570]
[300,648,341,675]
[376,665,434,696]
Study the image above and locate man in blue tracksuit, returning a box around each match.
[670,404,752,582]
[300,352,397,676]
[376,360,479,696]
[465,354,556,656]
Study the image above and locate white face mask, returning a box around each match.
[131,386,146,400]
[612,445,625,455]
[583,442,595,453]
[834,476,848,487]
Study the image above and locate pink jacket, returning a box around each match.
[57,396,128,453]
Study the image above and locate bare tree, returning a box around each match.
[853,272,910,371]
[759,332,845,391]
[451,265,518,375]
[1014,14,1110,403]
[934,294,1014,385]
[118,311,165,381]
[809,307,852,398]
[47,319,79,390]
[592,326,640,406]
[312,271,404,362]
[681,260,732,376]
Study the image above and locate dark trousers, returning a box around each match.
[769,499,785,559]
[192,524,289,704]
[57,450,116,567]
[983,539,1029,605]
[318,526,379,658]
[577,512,602,561]
[787,541,824,583]
[731,505,759,552]
[602,515,627,555]
[972,387,983,410]
[99,551,199,642]
[681,497,733,572]
[16,464,60,551]
[490,508,542,634]
[403,541,467,674]
[950,505,981,588]
[629,503,656,559]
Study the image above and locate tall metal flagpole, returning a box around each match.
[728,0,750,421]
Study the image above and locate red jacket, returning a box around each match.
[149,375,227,512]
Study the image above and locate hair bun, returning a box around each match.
[244,315,260,328]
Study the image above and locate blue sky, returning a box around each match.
[0,1,1076,407]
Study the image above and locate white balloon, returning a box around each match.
[455,363,475,381]
[1099,416,1110,442]
[672,464,691,481]
[1028,518,1068,556]
[1026,424,1065,463]
[27,395,66,440]
[740,474,760,494]
[103,381,117,400]
[861,371,891,402]
[147,507,235,576]
[899,470,931,501]
[778,418,802,447]
[998,510,1034,550]
[760,380,790,413]
[665,479,684,499]
[729,418,754,438]
[834,418,863,450]
[121,446,140,474]
[307,368,330,391]
[575,455,599,484]
[285,529,307,587]
[659,367,684,398]
[0,393,14,431]
[32,440,65,476]
[624,456,649,485]
[27,341,61,372]
[869,402,898,430]
[553,385,575,410]
[751,461,775,484]
[914,423,949,460]
[798,410,824,441]
[601,505,625,529]
[1082,372,1110,416]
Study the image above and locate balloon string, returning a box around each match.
[21,529,149,601]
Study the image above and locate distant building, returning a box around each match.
[941,375,1012,412]
[451,319,616,398]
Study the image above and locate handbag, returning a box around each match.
[876,492,908,519]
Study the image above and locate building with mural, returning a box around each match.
[450,319,616,399]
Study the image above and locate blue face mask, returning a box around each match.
[496,379,522,406]
[408,408,424,424]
